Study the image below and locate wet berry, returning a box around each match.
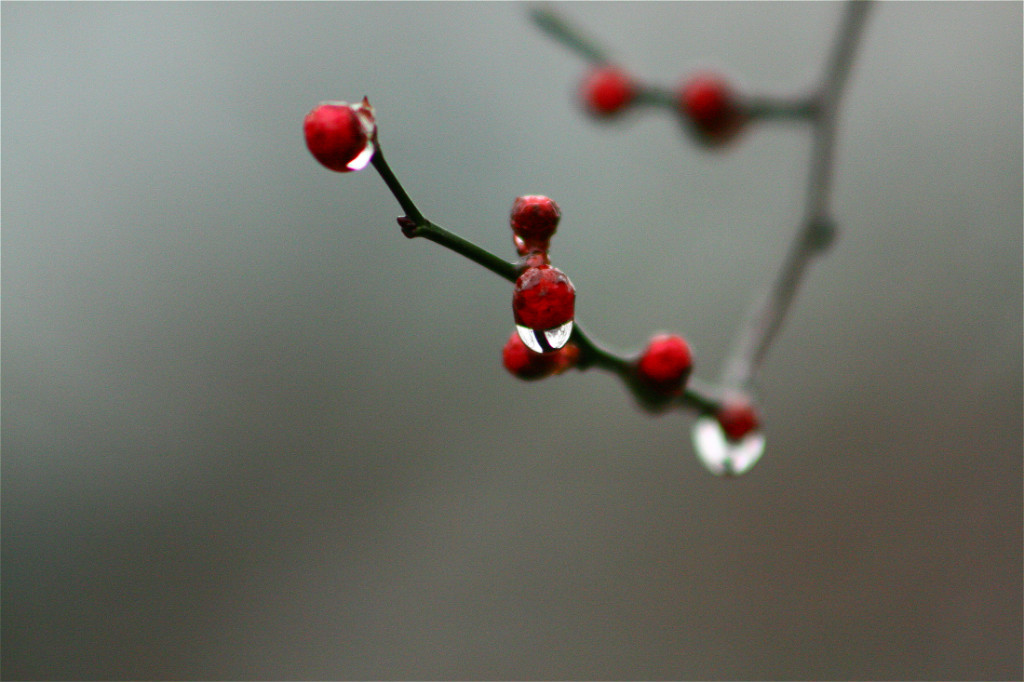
[512,265,575,331]
[512,265,575,353]
[511,195,561,254]
[582,65,635,117]
[502,331,579,380]
[636,333,693,394]
[303,98,377,172]
[678,73,744,144]
[716,397,761,442]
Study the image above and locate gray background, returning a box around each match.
[3,2,1021,679]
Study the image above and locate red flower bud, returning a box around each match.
[716,397,761,442]
[678,73,744,145]
[636,333,693,395]
[581,65,636,117]
[303,98,377,172]
[511,195,561,255]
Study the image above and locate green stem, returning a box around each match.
[415,222,519,283]
[371,143,426,225]
[372,145,519,282]
[569,322,626,373]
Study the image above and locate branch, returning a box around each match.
[369,143,724,414]
[303,0,873,465]
[720,0,872,390]
[372,147,519,282]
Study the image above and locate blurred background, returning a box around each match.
[3,2,1021,680]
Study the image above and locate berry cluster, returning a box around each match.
[302,2,871,476]
[508,196,576,356]
[582,65,744,146]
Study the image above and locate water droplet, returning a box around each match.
[516,320,573,354]
[692,416,765,476]
[345,139,375,171]
[345,101,378,171]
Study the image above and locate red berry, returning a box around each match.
[581,65,635,116]
[304,98,377,172]
[678,73,744,144]
[716,398,761,442]
[636,333,693,394]
[512,265,576,331]
[502,331,579,380]
[511,195,561,254]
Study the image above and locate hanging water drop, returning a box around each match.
[345,139,376,171]
[692,416,765,476]
[516,320,573,354]
[345,99,378,171]
[512,265,575,353]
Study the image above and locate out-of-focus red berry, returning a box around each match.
[303,98,376,172]
[581,65,636,116]
[678,73,744,144]
[511,195,561,254]
[502,331,579,380]
[716,398,761,442]
[512,265,576,331]
[636,333,693,394]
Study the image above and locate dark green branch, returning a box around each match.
[371,144,425,225]
[373,146,519,282]
[407,218,519,283]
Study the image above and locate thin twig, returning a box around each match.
[373,146,519,282]
[371,144,426,225]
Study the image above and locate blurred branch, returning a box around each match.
[720,0,873,390]
[528,0,873,402]
[529,3,610,64]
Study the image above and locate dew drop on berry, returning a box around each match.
[692,417,765,476]
[345,138,375,171]
[515,320,573,354]
[343,105,377,171]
